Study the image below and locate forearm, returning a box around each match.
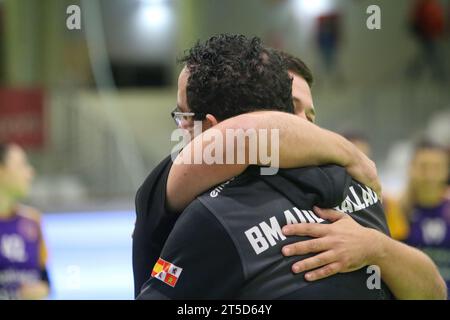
[370,229,447,299]
[178,111,355,167]
[167,111,373,212]
[264,112,379,194]
[209,111,355,167]
[271,111,380,195]
[167,161,247,212]
[270,112,355,168]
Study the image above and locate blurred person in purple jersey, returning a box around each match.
[343,132,410,241]
[402,141,450,297]
[0,143,50,300]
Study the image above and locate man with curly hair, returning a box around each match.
[132,34,381,298]
[177,36,294,121]
[136,34,389,299]
[134,35,446,299]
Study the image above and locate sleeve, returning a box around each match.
[260,165,351,209]
[318,165,352,208]
[136,200,245,300]
[133,155,175,297]
[134,155,174,227]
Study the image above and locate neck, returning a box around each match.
[0,192,16,218]
[414,185,446,208]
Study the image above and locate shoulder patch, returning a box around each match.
[151,257,183,287]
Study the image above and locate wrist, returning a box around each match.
[336,135,356,168]
[366,228,388,266]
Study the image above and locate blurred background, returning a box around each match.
[0,0,449,299]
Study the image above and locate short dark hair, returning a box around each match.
[179,34,294,120]
[279,51,314,88]
[413,140,448,156]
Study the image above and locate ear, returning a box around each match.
[202,114,219,130]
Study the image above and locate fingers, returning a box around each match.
[291,251,338,276]
[313,206,346,222]
[304,262,342,281]
[282,222,330,238]
[282,238,330,257]
[371,176,382,200]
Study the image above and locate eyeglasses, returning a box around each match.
[171,107,205,127]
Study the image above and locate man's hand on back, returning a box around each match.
[281,207,381,281]
[282,207,448,299]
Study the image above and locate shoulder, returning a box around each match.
[175,199,215,227]
[276,165,351,207]
[170,198,232,241]
[135,154,174,213]
[137,155,174,193]
[195,173,271,215]
[16,204,42,224]
[163,199,233,255]
[313,165,351,206]
[317,165,350,190]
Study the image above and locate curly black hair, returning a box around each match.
[179,34,294,121]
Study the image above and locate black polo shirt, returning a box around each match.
[136,165,393,299]
[133,155,176,297]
